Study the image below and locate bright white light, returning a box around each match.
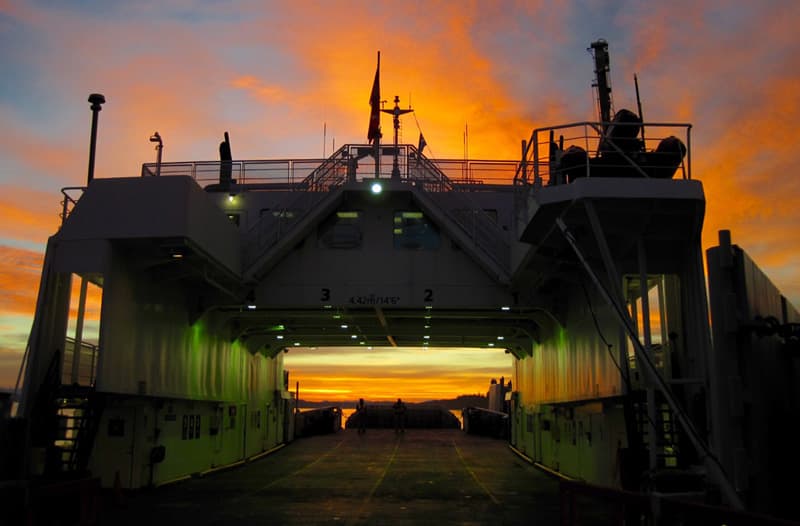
[340,324,349,329]
[246,304,256,310]
[488,342,495,347]
[423,335,430,339]
[371,182,382,194]
[351,334,358,339]
[276,335,284,340]
[228,194,235,202]
[497,336,505,340]
[500,306,511,311]
[293,342,300,346]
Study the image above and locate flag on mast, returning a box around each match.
[368,51,381,144]
[418,133,427,155]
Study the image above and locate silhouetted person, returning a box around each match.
[356,398,367,434]
[393,398,407,434]
[219,131,232,188]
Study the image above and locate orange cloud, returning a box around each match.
[0,245,43,316]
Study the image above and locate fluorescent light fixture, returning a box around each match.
[351,334,358,339]
[423,335,430,339]
[501,306,511,311]
[276,335,284,340]
[488,342,495,347]
[246,304,256,310]
[293,342,300,346]
[497,336,505,340]
[340,324,349,329]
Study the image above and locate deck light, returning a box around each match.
[149,132,163,177]
[500,306,511,311]
[228,194,235,203]
[488,342,495,347]
[351,334,358,339]
[293,342,300,346]
[246,304,256,310]
[423,335,430,339]
[276,335,284,340]
[340,324,349,329]
[371,182,383,194]
[497,336,505,340]
[359,341,365,345]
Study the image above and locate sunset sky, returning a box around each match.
[1,1,799,400]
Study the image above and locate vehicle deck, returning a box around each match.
[100,429,605,525]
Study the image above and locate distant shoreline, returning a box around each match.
[296,394,487,411]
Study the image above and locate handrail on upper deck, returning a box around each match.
[514,121,692,188]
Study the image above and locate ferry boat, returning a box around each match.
[3,40,798,522]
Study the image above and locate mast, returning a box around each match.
[381,95,413,179]
[589,40,613,131]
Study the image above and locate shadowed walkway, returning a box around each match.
[102,429,565,525]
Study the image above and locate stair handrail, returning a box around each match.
[408,146,511,271]
[243,145,350,268]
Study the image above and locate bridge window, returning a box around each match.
[393,211,440,250]
[318,210,363,249]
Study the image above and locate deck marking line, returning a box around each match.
[241,438,347,499]
[352,439,401,524]
[452,439,501,505]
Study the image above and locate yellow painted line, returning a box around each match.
[453,440,501,506]
[252,438,347,493]
[352,439,401,524]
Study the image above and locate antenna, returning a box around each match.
[589,39,613,131]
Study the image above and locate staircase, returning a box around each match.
[242,144,512,280]
[47,388,104,478]
[243,145,351,272]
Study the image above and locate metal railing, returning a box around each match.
[61,337,98,387]
[514,121,692,188]
[236,144,517,273]
[60,187,86,226]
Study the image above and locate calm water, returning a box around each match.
[305,407,463,428]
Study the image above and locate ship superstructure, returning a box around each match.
[3,40,798,523]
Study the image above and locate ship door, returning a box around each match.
[101,407,138,488]
[240,404,247,459]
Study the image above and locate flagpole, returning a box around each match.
[374,52,381,179]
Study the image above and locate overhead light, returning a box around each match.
[497,336,505,340]
[371,182,383,194]
[488,342,495,347]
[359,341,365,345]
[351,334,358,339]
[340,324,349,329]
[500,306,511,311]
[293,342,301,346]
[276,335,284,340]
[228,194,235,203]
[424,324,431,329]
[423,335,430,339]
[246,304,257,310]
